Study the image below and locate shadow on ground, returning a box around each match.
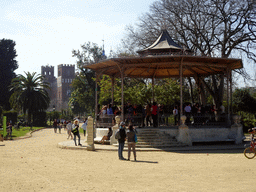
[157,141,249,154]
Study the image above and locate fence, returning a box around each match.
[96,113,229,128]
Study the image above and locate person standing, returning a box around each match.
[184,103,192,124]
[53,119,58,133]
[127,125,136,161]
[58,123,62,134]
[6,123,13,140]
[72,120,82,146]
[151,102,158,127]
[173,106,179,126]
[81,118,88,137]
[63,120,67,131]
[118,121,126,160]
[145,103,151,127]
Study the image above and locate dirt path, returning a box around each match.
[0,129,254,192]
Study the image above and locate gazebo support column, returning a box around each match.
[230,70,233,118]
[179,59,183,117]
[152,77,155,102]
[121,67,124,121]
[111,76,114,105]
[95,72,99,127]
[227,68,231,126]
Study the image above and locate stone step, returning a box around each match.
[113,143,186,148]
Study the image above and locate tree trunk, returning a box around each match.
[194,76,207,106]
[188,77,195,104]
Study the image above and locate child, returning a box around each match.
[248,128,256,146]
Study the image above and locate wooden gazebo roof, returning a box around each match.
[137,30,185,56]
[83,55,243,78]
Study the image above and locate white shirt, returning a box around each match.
[220,105,225,114]
[173,109,178,115]
[67,123,72,130]
[81,121,87,130]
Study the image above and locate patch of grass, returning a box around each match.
[0,126,44,139]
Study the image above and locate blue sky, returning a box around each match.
[1,0,156,76]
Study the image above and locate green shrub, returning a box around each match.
[237,111,256,132]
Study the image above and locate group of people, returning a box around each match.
[182,102,226,125]
[116,122,137,161]
[98,102,162,128]
[53,118,88,146]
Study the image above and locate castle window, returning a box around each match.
[49,72,51,75]
[62,79,64,83]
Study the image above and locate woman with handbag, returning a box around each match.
[72,120,82,146]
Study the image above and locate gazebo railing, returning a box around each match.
[96,113,230,128]
[96,114,115,128]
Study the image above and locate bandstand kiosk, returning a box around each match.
[84,30,244,147]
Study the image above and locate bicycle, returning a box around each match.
[244,141,256,159]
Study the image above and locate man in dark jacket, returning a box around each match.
[118,121,126,160]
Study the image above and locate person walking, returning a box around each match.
[72,120,82,146]
[66,120,73,139]
[127,125,136,161]
[118,121,126,160]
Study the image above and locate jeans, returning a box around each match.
[73,134,81,145]
[118,142,125,159]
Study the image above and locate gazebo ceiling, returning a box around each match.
[83,55,243,78]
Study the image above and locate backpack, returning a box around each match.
[115,130,121,139]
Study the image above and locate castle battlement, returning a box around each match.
[42,64,75,111]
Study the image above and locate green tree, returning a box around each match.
[123,0,256,109]
[233,88,256,113]
[9,72,50,123]
[70,42,105,114]
[0,39,18,110]
[97,75,183,106]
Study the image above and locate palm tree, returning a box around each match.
[9,72,50,123]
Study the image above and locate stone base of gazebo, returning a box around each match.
[93,115,244,148]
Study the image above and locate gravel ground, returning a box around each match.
[0,129,254,192]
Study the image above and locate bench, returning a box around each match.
[94,128,111,144]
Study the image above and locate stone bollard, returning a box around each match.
[86,116,95,151]
[230,115,243,144]
[110,116,121,145]
[176,115,192,146]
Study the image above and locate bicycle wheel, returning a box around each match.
[244,147,256,159]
